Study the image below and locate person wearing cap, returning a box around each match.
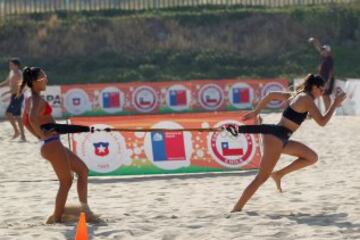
[308,37,335,111]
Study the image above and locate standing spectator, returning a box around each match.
[0,58,26,141]
[308,37,335,111]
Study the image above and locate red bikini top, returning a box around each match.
[23,100,52,126]
[43,102,52,116]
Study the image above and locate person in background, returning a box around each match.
[308,37,335,111]
[0,58,26,141]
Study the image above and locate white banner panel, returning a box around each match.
[0,85,62,119]
[337,79,360,116]
[0,87,11,118]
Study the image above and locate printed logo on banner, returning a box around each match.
[198,84,224,110]
[166,85,191,111]
[63,88,91,115]
[144,121,192,170]
[151,132,186,161]
[41,86,62,118]
[261,82,286,109]
[132,86,158,113]
[93,142,110,157]
[99,87,125,113]
[228,83,254,109]
[75,124,130,173]
[42,94,61,107]
[208,120,256,168]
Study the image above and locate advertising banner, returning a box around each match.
[61,83,126,117]
[62,78,288,117]
[69,111,261,176]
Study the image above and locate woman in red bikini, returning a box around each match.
[20,67,93,223]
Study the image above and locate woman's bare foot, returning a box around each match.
[271,172,283,192]
[86,212,103,223]
[80,203,102,223]
[230,208,242,213]
[46,214,62,224]
[11,132,20,139]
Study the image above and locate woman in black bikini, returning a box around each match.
[228,74,346,212]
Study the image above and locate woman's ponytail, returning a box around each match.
[295,74,324,95]
[17,67,32,98]
[296,74,312,94]
[17,66,43,97]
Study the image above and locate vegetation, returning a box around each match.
[0,3,359,84]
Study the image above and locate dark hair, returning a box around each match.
[296,74,325,94]
[9,58,21,67]
[17,66,42,97]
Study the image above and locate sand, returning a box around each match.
[0,114,359,240]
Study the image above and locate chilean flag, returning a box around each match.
[206,95,218,103]
[139,96,151,106]
[102,92,120,108]
[72,98,81,106]
[93,142,110,157]
[169,90,187,106]
[221,142,243,156]
[151,132,186,161]
[232,88,250,103]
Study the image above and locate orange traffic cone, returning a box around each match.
[75,212,88,240]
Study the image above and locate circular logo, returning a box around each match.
[228,83,254,109]
[261,82,286,108]
[166,85,191,111]
[74,124,130,173]
[208,120,256,168]
[99,87,125,113]
[132,86,158,113]
[198,84,224,110]
[144,121,192,170]
[64,88,91,115]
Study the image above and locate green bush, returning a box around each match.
[0,4,359,83]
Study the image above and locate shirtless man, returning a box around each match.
[0,58,26,141]
[308,37,335,111]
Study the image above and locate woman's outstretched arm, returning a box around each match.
[306,90,346,126]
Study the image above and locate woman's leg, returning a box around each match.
[271,140,318,192]
[63,148,89,206]
[15,116,26,141]
[41,142,73,222]
[232,135,283,212]
[5,112,19,139]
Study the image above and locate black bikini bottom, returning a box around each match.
[226,124,293,146]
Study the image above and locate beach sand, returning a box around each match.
[0,114,359,240]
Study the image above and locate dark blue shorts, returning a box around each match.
[6,94,24,116]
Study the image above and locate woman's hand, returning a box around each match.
[334,87,347,107]
[242,110,258,121]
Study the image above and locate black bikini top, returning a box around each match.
[282,106,308,125]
